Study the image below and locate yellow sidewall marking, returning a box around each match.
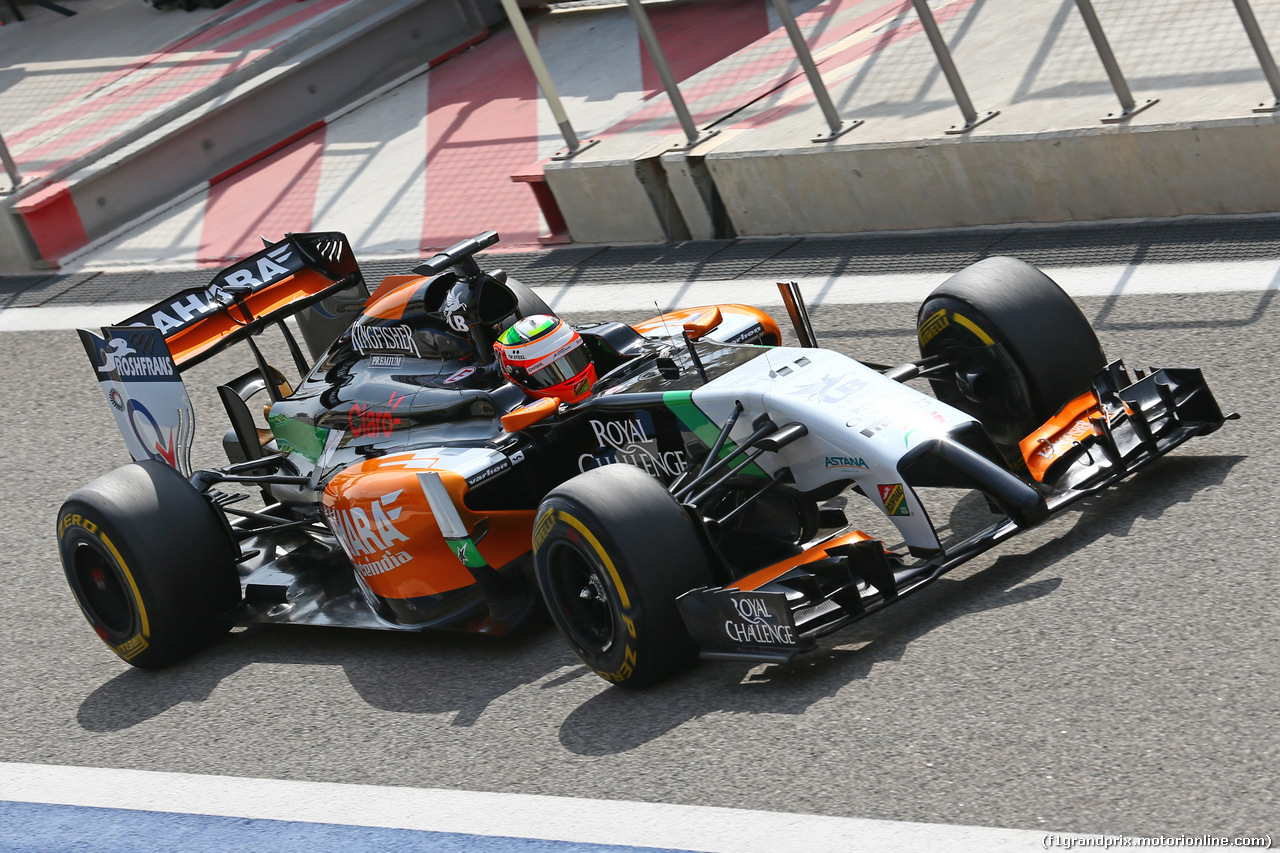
[557,511,631,610]
[918,308,950,346]
[952,312,994,346]
[99,531,150,638]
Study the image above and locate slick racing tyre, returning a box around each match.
[57,460,241,669]
[534,464,713,688]
[917,256,1107,456]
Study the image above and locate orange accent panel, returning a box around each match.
[323,457,533,601]
[500,396,559,432]
[362,277,422,321]
[632,304,780,345]
[365,275,424,311]
[166,268,338,367]
[732,529,878,592]
[1019,392,1101,482]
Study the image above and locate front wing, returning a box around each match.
[676,361,1233,662]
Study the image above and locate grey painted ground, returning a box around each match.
[2,290,1274,839]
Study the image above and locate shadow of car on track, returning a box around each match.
[74,455,1242,744]
[555,453,1244,755]
[75,617,578,733]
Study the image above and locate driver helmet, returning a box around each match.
[494,315,596,403]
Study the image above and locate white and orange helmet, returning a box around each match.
[493,315,596,403]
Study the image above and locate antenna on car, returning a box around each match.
[654,300,674,339]
[652,301,682,380]
[777,281,818,347]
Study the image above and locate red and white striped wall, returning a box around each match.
[7,0,371,267]
[76,0,958,272]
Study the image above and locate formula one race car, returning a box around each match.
[57,231,1232,686]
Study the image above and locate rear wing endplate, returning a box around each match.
[78,325,196,476]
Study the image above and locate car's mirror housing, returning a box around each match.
[682,306,723,340]
[500,396,560,432]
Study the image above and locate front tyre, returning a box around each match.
[57,460,241,669]
[534,465,713,688]
[918,256,1107,456]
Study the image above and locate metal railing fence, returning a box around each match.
[502,0,1280,151]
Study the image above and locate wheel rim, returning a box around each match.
[71,541,133,636]
[544,542,615,654]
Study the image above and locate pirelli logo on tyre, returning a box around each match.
[878,483,910,516]
[918,309,950,346]
[113,633,150,660]
[599,644,637,685]
[532,508,556,552]
[58,512,98,537]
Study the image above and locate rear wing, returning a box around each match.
[121,232,368,371]
[80,232,370,474]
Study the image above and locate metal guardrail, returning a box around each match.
[499,0,599,158]
[912,0,998,133]
[1074,0,1158,122]
[503,0,717,153]
[4,1,1276,211]
[625,0,718,149]
[770,0,861,142]
[506,0,1280,150]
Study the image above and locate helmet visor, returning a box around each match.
[512,341,591,389]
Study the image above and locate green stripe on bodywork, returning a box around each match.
[662,390,767,478]
[268,413,329,463]
[448,537,489,569]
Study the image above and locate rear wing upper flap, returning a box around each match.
[120,232,368,370]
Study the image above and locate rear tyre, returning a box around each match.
[918,256,1107,455]
[56,460,241,669]
[534,465,713,688]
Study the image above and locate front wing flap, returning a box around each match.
[677,588,808,662]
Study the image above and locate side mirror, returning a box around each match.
[500,396,560,432]
[682,306,723,340]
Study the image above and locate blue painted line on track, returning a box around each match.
[0,801,693,853]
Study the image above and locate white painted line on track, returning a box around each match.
[4,259,1277,332]
[0,762,1059,853]
[0,302,154,332]
[539,258,1280,315]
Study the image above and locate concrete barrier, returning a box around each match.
[0,0,502,272]
[540,112,1280,247]
[704,117,1280,237]
[543,139,690,245]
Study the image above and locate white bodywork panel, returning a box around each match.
[691,347,981,552]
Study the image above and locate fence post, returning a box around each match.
[769,0,861,142]
[0,131,19,193]
[1072,0,1157,122]
[499,0,598,159]
[1231,0,1280,112]
[625,0,715,149]
[910,0,997,133]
